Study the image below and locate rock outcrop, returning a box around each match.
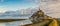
[29,9,52,23]
[22,9,53,26]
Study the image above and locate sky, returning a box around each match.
[0,0,37,12]
[0,0,60,18]
[40,0,60,18]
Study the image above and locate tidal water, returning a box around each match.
[0,19,32,26]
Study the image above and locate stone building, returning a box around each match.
[22,9,53,26]
[29,9,46,23]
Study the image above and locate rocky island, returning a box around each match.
[21,9,59,26]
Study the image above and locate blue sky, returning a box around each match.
[0,0,37,12]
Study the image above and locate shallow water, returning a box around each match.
[0,19,32,26]
[0,16,32,26]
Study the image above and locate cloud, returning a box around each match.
[33,0,60,18]
[40,0,60,18]
[0,6,6,13]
